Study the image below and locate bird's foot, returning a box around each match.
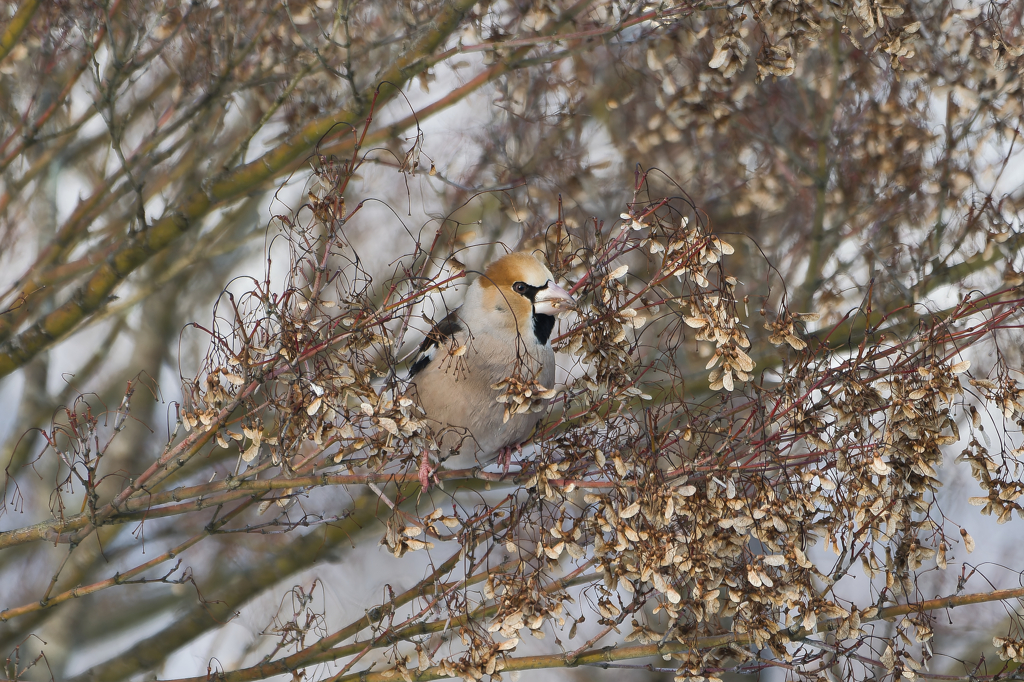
[418,449,437,490]
[495,443,524,478]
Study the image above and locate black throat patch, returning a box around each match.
[513,282,555,345]
[533,313,555,345]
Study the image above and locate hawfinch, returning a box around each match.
[410,252,576,467]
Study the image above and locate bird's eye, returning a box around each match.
[513,282,527,294]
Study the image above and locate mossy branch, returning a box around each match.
[0,0,39,63]
[0,0,481,380]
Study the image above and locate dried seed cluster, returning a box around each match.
[166,178,1024,682]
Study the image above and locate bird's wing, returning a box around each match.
[409,307,464,377]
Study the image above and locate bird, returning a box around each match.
[409,252,577,470]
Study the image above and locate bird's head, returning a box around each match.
[474,252,577,343]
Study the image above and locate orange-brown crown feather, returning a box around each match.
[479,252,553,290]
[474,252,554,337]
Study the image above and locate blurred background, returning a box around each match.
[1,0,1023,680]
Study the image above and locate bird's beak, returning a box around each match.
[534,281,577,316]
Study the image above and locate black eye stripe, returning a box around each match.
[511,281,554,344]
[513,281,542,301]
